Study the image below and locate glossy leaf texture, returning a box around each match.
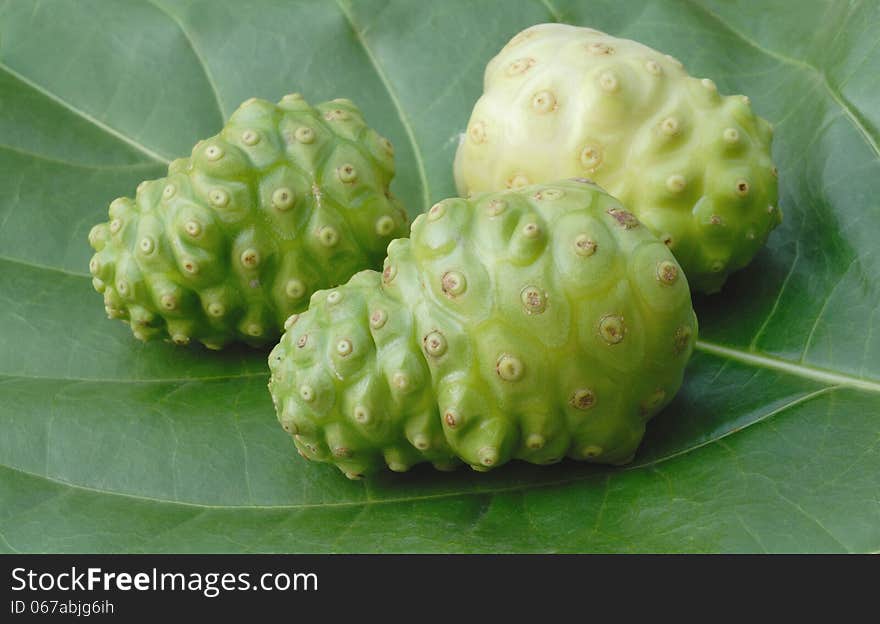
[0,0,878,553]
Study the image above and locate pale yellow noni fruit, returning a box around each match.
[454,23,780,294]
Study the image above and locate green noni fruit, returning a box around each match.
[268,179,697,477]
[453,23,781,294]
[88,94,408,348]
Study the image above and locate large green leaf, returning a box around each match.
[0,0,877,553]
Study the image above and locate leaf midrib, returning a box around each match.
[0,385,839,513]
[694,341,880,393]
[3,342,876,394]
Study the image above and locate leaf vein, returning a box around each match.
[538,0,563,22]
[750,240,800,350]
[686,0,880,160]
[334,0,430,210]
[0,144,165,172]
[0,62,172,164]
[800,256,858,363]
[143,0,226,121]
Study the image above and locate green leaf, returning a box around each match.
[1,0,877,553]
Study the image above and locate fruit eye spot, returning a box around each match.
[392,372,410,390]
[299,385,315,402]
[520,286,547,314]
[294,127,315,143]
[505,57,536,76]
[375,215,395,236]
[184,220,202,237]
[582,445,603,458]
[661,117,680,135]
[209,189,229,207]
[598,315,626,344]
[580,145,603,170]
[382,263,397,284]
[205,145,224,161]
[428,202,447,220]
[423,331,448,357]
[324,109,349,121]
[240,249,260,268]
[570,389,596,410]
[336,339,353,356]
[286,279,305,299]
[507,173,530,188]
[607,208,639,229]
[673,326,693,354]
[354,406,370,423]
[587,42,614,55]
[318,226,339,247]
[468,121,487,144]
[272,187,295,210]
[486,199,507,216]
[370,309,388,329]
[656,261,679,285]
[666,174,686,193]
[534,188,563,201]
[139,237,155,254]
[599,71,619,92]
[526,434,545,449]
[441,271,467,297]
[522,222,540,238]
[531,90,557,113]
[337,164,358,183]
[496,354,525,381]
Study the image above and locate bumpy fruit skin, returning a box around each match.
[453,23,781,294]
[268,179,697,477]
[87,94,408,348]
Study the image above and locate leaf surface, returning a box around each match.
[0,0,877,553]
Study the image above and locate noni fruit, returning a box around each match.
[88,94,408,348]
[453,23,781,294]
[268,179,698,477]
